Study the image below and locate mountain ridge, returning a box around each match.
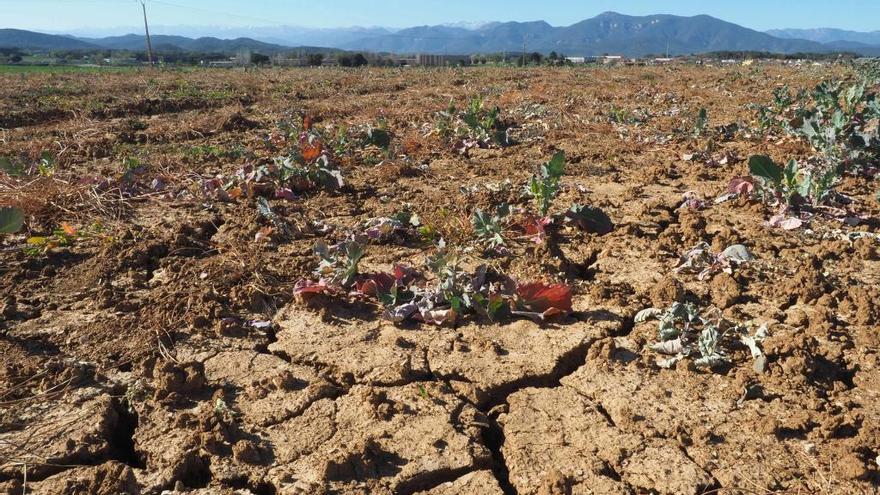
[3,12,880,57]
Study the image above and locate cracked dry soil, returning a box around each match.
[2,66,880,494]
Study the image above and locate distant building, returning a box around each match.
[235,50,252,66]
[414,54,471,67]
[565,57,586,64]
[207,60,235,68]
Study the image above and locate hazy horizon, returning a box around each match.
[1,0,879,35]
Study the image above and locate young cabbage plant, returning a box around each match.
[472,204,510,250]
[527,151,566,216]
[748,155,838,207]
[313,236,367,288]
[693,108,709,138]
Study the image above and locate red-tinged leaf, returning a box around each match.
[355,273,396,296]
[254,227,273,243]
[301,135,323,162]
[728,177,755,196]
[60,222,77,237]
[293,280,332,302]
[275,188,296,201]
[517,215,552,243]
[515,282,573,314]
[392,264,420,285]
[303,115,313,131]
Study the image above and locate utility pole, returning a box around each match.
[140,1,154,67]
[522,35,527,67]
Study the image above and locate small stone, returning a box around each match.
[753,355,767,374]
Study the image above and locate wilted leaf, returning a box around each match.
[767,214,803,230]
[721,244,753,263]
[275,188,296,201]
[254,227,273,243]
[727,177,755,196]
[635,308,662,323]
[516,214,551,244]
[650,338,683,355]
[0,206,25,234]
[301,136,323,162]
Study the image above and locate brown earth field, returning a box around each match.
[1,65,879,495]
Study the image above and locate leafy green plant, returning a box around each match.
[274,133,344,191]
[295,243,573,326]
[436,95,510,154]
[23,222,104,256]
[313,236,367,288]
[693,108,709,138]
[37,152,55,177]
[472,204,510,250]
[747,155,838,207]
[794,78,880,172]
[527,151,565,216]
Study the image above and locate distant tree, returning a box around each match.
[530,52,542,64]
[251,53,271,65]
[338,55,353,67]
[307,53,324,66]
[10,55,22,64]
[352,53,369,67]
[548,51,558,61]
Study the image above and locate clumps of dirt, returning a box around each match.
[647,276,685,307]
[853,237,878,260]
[840,286,880,326]
[15,461,139,495]
[220,111,260,132]
[709,273,742,308]
[152,361,208,403]
[778,255,830,304]
[676,208,707,244]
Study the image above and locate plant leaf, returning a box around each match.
[727,177,754,196]
[515,282,573,315]
[721,244,754,263]
[635,308,662,323]
[0,206,24,234]
[749,155,782,184]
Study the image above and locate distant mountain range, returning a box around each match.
[0,28,298,55]
[3,12,880,57]
[767,28,880,46]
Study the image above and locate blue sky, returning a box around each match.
[2,0,879,32]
